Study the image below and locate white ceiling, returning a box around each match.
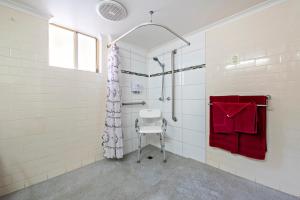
[10,0,267,50]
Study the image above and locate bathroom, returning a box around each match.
[0,0,299,199]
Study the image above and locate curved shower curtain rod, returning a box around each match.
[107,22,191,48]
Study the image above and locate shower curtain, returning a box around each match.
[102,44,123,159]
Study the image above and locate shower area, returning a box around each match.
[117,29,206,161]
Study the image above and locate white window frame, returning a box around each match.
[49,23,100,73]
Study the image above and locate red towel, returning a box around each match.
[212,102,257,134]
[209,95,267,160]
[238,96,267,160]
[234,102,257,134]
[209,96,239,153]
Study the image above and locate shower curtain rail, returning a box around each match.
[122,101,146,106]
[107,22,190,48]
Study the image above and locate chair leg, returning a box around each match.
[160,134,163,153]
[161,133,166,162]
[137,134,142,163]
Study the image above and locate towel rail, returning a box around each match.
[209,103,267,107]
[122,101,146,106]
[208,95,271,107]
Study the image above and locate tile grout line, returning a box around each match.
[149,64,206,77]
[121,64,206,78]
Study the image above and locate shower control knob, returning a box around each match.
[166,97,171,101]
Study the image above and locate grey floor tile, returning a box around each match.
[0,145,299,200]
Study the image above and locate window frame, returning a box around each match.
[49,23,100,73]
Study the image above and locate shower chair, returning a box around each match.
[135,109,167,163]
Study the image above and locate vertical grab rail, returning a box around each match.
[171,49,177,122]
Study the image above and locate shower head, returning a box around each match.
[153,57,158,61]
[153,57,164,68]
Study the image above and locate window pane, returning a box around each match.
[49,25,74,69]
[78,33,97,72]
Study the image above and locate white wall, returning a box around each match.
[0,5,107,196]
[1,0,299,198]
[147,32,206,162]
[205,0,300,196]
[118,42,149,154]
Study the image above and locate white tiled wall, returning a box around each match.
[206,0,300,196]
[118,42,148,154]
[147,32,206,162]
[0,5,106,196]
[3,0,299,198]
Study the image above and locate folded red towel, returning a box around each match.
[234,102,257,134]
[209,95,267,160]
[209,96,239,153]
[238,96,267,160]
[209,132,239,153]
[212,102,257,134]
[212,102,234,133]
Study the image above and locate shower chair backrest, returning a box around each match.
[139,109,161,118]
[139,109,162,126]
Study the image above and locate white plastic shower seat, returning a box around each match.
[135,109,167,162]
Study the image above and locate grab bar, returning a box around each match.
[171,50,177,122]
[122,101,146,106]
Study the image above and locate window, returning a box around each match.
[49,24,99,72]
[49,25,74,69]
[78,33,97,72]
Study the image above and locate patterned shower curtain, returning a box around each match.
[102,45,123,159]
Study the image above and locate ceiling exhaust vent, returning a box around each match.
[96,0,127,21]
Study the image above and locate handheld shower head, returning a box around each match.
[153,57,164,68]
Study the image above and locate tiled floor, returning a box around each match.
[1,145,299,200]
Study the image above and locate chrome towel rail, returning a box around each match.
[122,101,146,106]
[209,103,268,107]
[208,95,271,107]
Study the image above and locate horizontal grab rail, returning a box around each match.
[122,101,146,106]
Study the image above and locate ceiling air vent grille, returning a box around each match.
[97,0,127,21]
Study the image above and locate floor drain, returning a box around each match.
[147,156,153,160]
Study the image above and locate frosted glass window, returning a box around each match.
[49,25,74,69]
[49,24,99,72]
[78,33,97,72]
